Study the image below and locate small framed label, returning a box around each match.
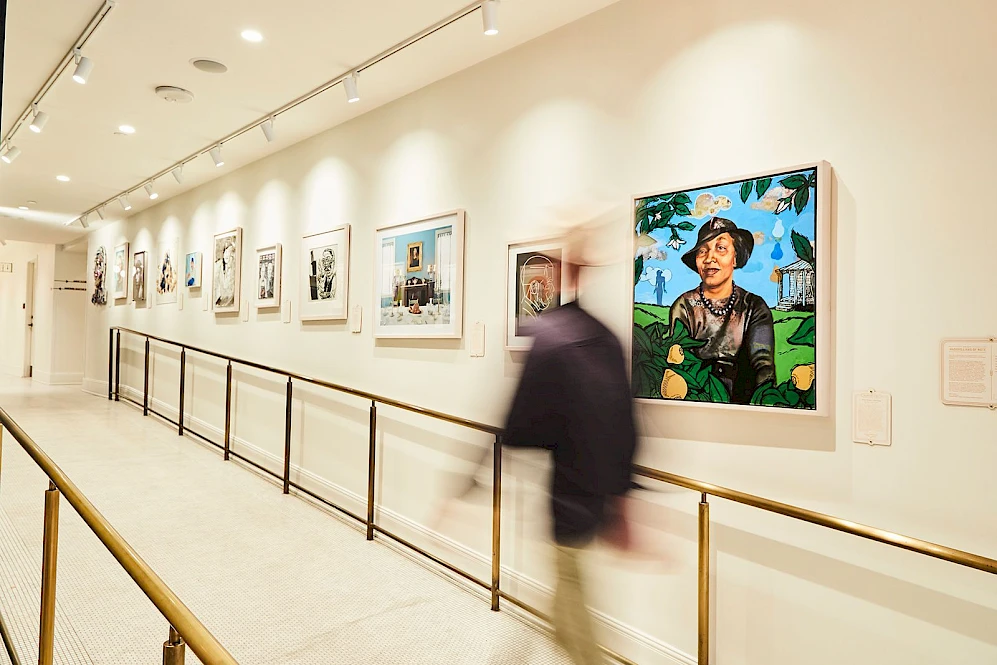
[0,262,13,273]
[852,390,892,446]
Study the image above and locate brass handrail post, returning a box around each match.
[282,377,292,494]
[107,328,113,400]
[366,401,376,541]
[490,435,502,611]
[114,330,121,402]
[223,361,232,461]
[143,337,151,416]
[698,493,710,665]
[178,349,186,436]
[38,481,60,665]
[162,625,185,665]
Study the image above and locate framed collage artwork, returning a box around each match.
[255,244,282,308]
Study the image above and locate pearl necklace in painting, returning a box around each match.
[698,282,738,318]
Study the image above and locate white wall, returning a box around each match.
[0,241,54,379]
[83,1,997,663]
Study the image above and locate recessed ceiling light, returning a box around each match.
[241,29,263,43]
[56,175,70,182]
[118,125,136,134]
[18,206,29,210]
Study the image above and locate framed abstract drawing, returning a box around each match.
[112,242,129,300]
[132,251,147,303]
[255,244,282,309]
[300,225,351,321]
[373,210,465,339]
[155,239,179,305]
[185,252,202,288]
[631,161,831,414]
[505,238,571,350]
[212,228,242,313]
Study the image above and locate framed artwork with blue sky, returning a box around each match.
[632,162,830,413]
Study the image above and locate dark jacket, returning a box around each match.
[504,302,637,546]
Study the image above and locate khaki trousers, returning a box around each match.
[553,545,603,665]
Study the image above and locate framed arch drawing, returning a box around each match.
[505,237,572,350]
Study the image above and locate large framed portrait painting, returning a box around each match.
[373,210,464,339]
[632,162,830,413]
[213,228,242,313]
[300,225,351,321]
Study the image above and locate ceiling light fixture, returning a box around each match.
[80,213,90,229]
[482,0,499,35]
[209,146,224,167]
[261,118,275,143]
[18,206,29,210]
[0,239,6,246]
[145,183,159,200]
[56,175,71,182]
[344,73,360,103]
[241,29,263,43]
[172,165,184,184]
[29,107,49,133]
[96,206,106,220]
[72,49,94,84]
[119,195,132,211]
[1,146,20,164]
[118,124,136,134]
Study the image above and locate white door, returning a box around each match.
[24,261,35,377]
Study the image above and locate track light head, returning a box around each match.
[73,54,94,84]
[80,213,90,229]
[29,110,49,133]
[344,73,360,103]
[119,195,132,212]
[482,0,499,35]
[1,146,21,164]
[209,146,224,167]
[172,165,184,184]
[96,206,106,220]
[0,239,6,246]
[145,183,159,200]
[261,118,276,143]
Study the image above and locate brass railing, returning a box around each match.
[107,326,997,665]
[0,407,238,665]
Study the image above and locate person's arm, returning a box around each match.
[503,337,559,450]
[746,296,776,386]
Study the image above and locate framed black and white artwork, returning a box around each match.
[132,251,146,303]
[113,242,129,300]
[300,225,351,321]
[212,228,242,313]
[255,243,282,309]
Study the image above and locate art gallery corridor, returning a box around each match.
[0,378,571,665]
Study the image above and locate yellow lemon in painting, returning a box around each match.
[666,344,685,365]
[791,364,816,391]
[661,369,688,399]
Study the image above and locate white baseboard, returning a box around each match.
[117,384,695,665]
[82,378,109,397]
[33,370,83,386]
[2,362,25,378]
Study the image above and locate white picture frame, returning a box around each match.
[373,210,465,339]
[132,250,147,303]
[505,237,573,351]
[300,225,351,321]
[212,228,242,313]
[112,242,129,300]
[155,239,179,306]
[255,243,282,309]
[185,251,202,289]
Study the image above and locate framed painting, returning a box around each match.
[255,244,282,308]
[505,238,571,350]
[373,210,465,339]
[132,251,146,303]
[91,246,107,306]
[155,239,179,305]
[112,242,129,300]
[185,252,202,288]
[632,161,831,414]
[212,228,242,313]
[300,225,351,321]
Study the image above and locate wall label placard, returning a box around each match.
[941,338,996,409]
[0,262,13,273]
[852,390,892,446]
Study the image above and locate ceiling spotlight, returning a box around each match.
[72,50,94,84]
[119,195,132,211]
[172,165,184,184]
[344,73,360,103]
[261,118,275,143]
[145,183,159,200]
[118,124,136,134]
[96,207,106,220]
[63,218,76,226]
[241,29,263,42]
[0,239,6,246]
[1,146,21,164]
[80,213,90,229]
[482,0,499,35]
[29,109,49,133]
[18,206,29,210]
[56,175,71,182]
[209,146,224,167]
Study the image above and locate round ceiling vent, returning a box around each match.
[155,86,194,103]
[190,58,228,74]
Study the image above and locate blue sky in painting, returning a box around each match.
[634,169,817,309]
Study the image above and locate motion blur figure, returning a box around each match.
[504,226,637,665]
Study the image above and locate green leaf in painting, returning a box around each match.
[739,181,753,203]
[706,375,730,403]
[674,204,692,216]
[790,230,815,267]
[794,186,810,214]
[755,177,772,198]
[672,192,692,207]
[786,316,816,346]
[808,171,817,186]
[677,221,696,231]
[634,256,644,286]
[779,174,807,189]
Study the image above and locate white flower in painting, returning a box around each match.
[666,237,686,251]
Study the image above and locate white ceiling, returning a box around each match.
[0,0,618,246]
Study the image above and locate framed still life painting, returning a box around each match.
[373,210,465,339]
[212,228,242,313]
[132,251,146,303]
[300,225,351,321]
[255,244,282,309]
[155,239,179,306]
[632,161,830,414]
[112,242,129,300]
[185,252,202,288]
[505,238,571,350]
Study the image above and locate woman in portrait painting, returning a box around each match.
[669,217,775,404]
